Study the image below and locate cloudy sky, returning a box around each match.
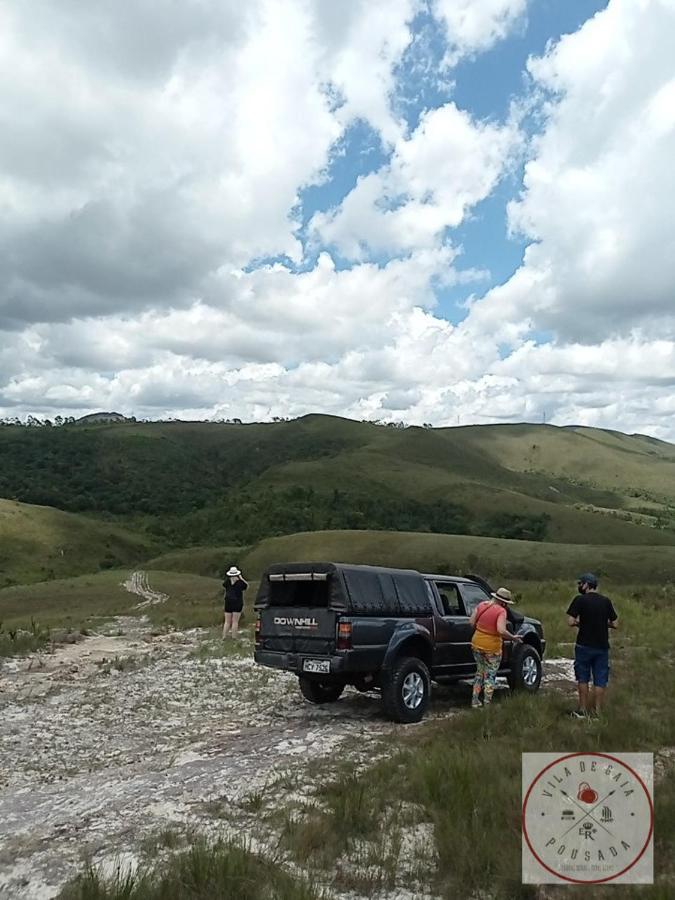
[2,0,675,436]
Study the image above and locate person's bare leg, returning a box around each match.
[578,682,590,712]
[231,611,241,636]
[594,686,606,714]
[222,612,232,638]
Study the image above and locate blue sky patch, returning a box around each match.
[278,0,611,320]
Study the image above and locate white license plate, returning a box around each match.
[303,658,330,674]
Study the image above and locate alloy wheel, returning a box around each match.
[523,655,539,686]
[402,671,424,709]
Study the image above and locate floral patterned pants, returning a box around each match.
[472,649,502,706]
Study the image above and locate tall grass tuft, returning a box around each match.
[0,618,50,656]
[59,839,323,900]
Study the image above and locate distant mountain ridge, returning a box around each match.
[76,412,131,424]
[0,415,673,549]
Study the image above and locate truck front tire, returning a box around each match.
[382,656,431,723]
[508,644,542,692]
[298,677,345,704]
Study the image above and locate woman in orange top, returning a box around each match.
[469,587,522,708]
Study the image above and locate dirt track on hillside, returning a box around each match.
[0,616,575,899]
[122,570,169,608]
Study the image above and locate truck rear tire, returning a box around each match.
[381,656,431,723]
[298,677,345,704]
[508,644,542,692]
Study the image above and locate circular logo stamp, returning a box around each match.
[522,752,653,884]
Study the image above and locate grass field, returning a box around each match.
[0,498,159,587]
[3,526,675,651]
[0,569,225,649]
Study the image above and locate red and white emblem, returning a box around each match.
[522,752,653,884]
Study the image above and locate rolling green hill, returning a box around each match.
[145,529,675,587]
[0,498,158,587]
[1,415,675,550]
[145,545,249,579]
[239,529,675,585]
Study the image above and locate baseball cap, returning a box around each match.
[577,573,598,588]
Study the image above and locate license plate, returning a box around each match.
[303,658,330,674]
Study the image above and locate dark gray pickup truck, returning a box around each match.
[254,562,545,722]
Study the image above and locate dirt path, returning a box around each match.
[122,570,168,608]
[0,626,576,899]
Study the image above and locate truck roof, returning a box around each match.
[263,561,422,579]
[261,562,477,583]
[421,573,478,584]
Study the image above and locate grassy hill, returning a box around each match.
[145,545,249,579]
[1,415,675,549]
[0,498,158,587]
[143,528,675,587]
[238,529,675,585]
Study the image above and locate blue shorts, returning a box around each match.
[574,645,610,688]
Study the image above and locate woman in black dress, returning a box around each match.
[222,566,248,638]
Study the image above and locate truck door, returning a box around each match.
[429,580,475,675]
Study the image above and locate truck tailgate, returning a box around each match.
[260,607,337,655]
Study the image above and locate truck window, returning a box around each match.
[267,580,331,607]
[459,582,491,614]
[433,582,462,616]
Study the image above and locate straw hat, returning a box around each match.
[226,566,241,577]
[491,587,514,605]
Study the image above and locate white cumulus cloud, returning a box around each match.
[471,0,675,340]
[433,0,528,64]
[311,102,521,258]
[2,0,675,443]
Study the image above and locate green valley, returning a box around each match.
[1,415,675,552]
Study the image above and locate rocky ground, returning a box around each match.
[0,612,575,900]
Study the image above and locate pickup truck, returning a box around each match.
[254,562,545,722]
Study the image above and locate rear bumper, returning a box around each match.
[254,648,347,675]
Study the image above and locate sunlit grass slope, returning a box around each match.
[240,528,675,584]
[0,499,158,587]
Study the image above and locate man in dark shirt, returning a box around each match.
[566,573,618,719]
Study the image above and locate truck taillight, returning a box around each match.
[255,614,261,644]
[337,620,352,650]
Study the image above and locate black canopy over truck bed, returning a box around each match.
[255,561,432,615]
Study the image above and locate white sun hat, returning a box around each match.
[491,587,515,605]
[226,566,241,577]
